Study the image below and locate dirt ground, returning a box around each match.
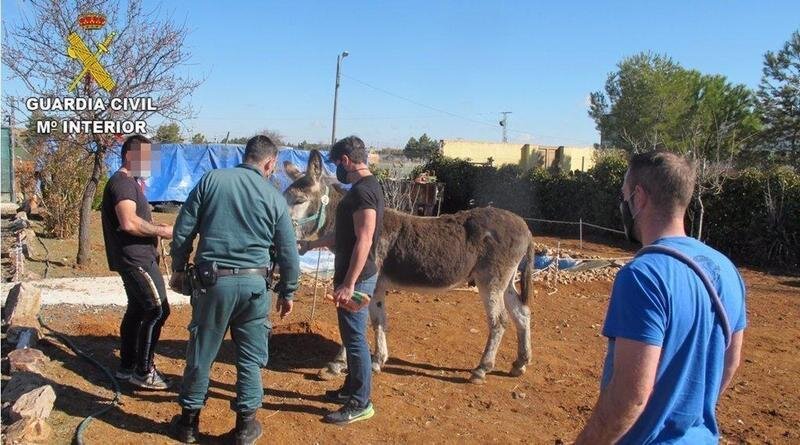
[3,211,799,444]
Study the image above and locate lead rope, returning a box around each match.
[309,247,323,324]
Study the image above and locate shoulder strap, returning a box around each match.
[636,244,732,349]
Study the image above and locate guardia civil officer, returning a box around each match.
[169,135,300,445]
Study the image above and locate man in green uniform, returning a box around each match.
[168,135,300,445]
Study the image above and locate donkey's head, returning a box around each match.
[283,149,338,240]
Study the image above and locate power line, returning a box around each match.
[342,74,500,130]
[342,73,597,145]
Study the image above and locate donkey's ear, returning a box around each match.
[284,161,304,181]
[307,149,324,182]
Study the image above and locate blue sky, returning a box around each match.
[2,1,799,147]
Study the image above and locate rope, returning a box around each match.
[37,314,121,445]
[308,248,323,323]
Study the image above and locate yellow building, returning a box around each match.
[439,140,597,172]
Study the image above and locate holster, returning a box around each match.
[175,264,196,296]
[196,261,218,287]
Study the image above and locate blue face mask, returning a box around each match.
[336,163,350,184]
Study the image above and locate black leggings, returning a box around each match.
[119,261,170,374]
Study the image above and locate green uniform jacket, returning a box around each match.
[170,163,300,299]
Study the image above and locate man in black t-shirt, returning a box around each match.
[101,134,174,390]
[300,136,384,425]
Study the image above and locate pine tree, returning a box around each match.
[757,30,800,162]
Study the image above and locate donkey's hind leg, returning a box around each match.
[369,277,390,372]
[470,272,511,384]
[503,267,532,377]
[318,346,347,380]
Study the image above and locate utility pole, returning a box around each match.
[499,111,511,142]
[331,50,349,146]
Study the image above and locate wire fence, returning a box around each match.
[522,217,626,250]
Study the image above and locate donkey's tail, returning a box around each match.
[520,236,535,305]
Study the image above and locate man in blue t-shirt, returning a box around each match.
[576,151,746,444]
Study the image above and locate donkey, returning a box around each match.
[283,150,535,383]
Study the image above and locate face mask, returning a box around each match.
[336,163,350,184]
[619,191,640,244]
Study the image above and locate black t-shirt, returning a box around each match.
[334,175,385,286]
[101,171,157,271]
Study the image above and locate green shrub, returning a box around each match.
[428,154,798,269]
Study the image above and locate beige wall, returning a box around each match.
[440,140,527,166]
[440,139,596,171]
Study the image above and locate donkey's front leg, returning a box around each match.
[369,277,390,372]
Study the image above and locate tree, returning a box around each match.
[757,30,800,163]
[589,52,761,239]
[297,140,329,151]
[227,136,249,145]
[156,122,183,143]
[589,53,759,159]
[258,129,285,146]
[404,133,439,159]
[3,0,202,265]
[191,133,207,144]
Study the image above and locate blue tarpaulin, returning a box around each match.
[105,144,338,202]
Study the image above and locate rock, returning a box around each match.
[4,283,42,343]
[3,418,52,444]
[8,349,49,374]
[512,391,527,400]
[1,372,49,402]
[469,328,479,334]
[9,385,56,422]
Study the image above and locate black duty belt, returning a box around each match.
[217,267,269,277]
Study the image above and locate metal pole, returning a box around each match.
[579,218,583,250]
[331,55,341,145]
[500,111,511,143]
[9,96,16,202]
[331,51,348,146]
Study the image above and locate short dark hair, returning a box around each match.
[330,136,368,164]
[628,151,696,215]
[121,134,151,159]
[244,135,278,163]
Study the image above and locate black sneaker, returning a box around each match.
[114,366,134,382]
[130,367,172,390]
[324,387,351,404]
[322,400,375,425]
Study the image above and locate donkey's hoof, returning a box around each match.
[469,374,487,385]
[371,362,383,373]
[469,369,487,384]
[510,365,527,377]
[317,368,341,381]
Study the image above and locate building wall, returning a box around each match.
[440,139,596,171]
[440,140,527,166]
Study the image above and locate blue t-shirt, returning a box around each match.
[602,236,747,444]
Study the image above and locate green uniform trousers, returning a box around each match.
[178,275,270,412]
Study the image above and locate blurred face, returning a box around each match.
[126,141,152,178]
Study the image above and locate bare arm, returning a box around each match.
[720,330,744,394]
[115,200,172,238]
[308,232,335,250]
[342,208,376,288]
[575,338,661,445]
